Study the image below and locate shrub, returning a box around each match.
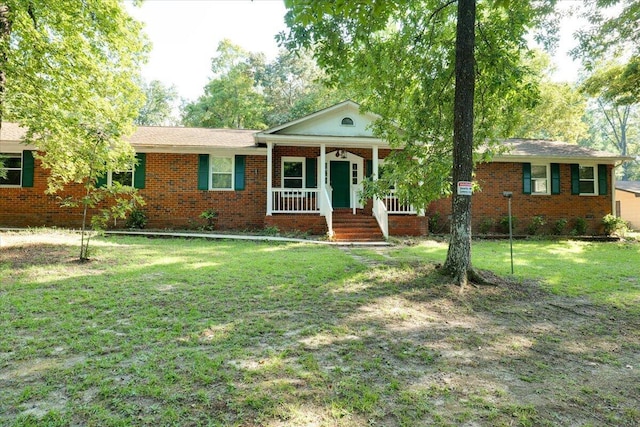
[572,217,588,235]
[602,214,627,236]
[428,212,441,234]
[199,209,218,231]
[125,208,148,229]
[478,217,495,234]
[552,218,568,235]
[499,215,517,234]
[526,215,546,235]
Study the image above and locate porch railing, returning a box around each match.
[384,190,416,214]
[271,188,320,213]
[320,186,333,237]
[373,197,389,238]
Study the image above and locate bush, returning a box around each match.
[602,214,627,236]
[552,218,568,235]
[526,215,546,235]
[125,208,148,229]
[199,209,218,231]
[572,217,588,235]
[499,215,517,234]
[428,212,441,234]
[478,217,495,234]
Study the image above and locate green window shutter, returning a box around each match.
[198,154,209,190]
[598,164,608,195]
[234,155,245,191]
[570,164,580,195]
[305,158,317,188]
[522,163,531,195]
[21,150,34,188]
[133,153,146,189]
[96,172,108,188]
[551,163,560,194]
[366,159,373,178]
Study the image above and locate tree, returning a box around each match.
[512,51,588,143]
[0,0,148,260]
[282,0,553,286]
[258,48,349,127]
[136,80,179,126]
[574,0,640,103]
[181,40,267,129]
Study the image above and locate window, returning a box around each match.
[211,156,233,190]
[111,167,133,187]
[0,153,22,186]
[341,117,354,126]
[282,157,304,188]
[531,164,549,194]
[352,163,358,184]
[579,165,596,195]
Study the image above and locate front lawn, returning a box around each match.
[1,231,639,426]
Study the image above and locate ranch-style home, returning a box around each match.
[0,101,631,240]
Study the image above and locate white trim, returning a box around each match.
[209,155,234,191]
[531,163,550,195]
[578,164,598,196]
[0,152,23,187]
[281,156,305,189]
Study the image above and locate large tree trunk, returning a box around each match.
[0,3,12,125]
[443,0,476,287]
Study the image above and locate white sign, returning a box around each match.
[457,181,473,196]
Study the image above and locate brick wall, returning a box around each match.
[0,152,268,231]
[427,162,614,235]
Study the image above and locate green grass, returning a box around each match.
[1,232,639,426]
[382,237,640,311]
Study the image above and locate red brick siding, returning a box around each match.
[264,214,328,235]
[427,162,614,235]
[389,215,429,236]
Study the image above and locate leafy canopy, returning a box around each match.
[281,0,554,208]
[0,0,148,193]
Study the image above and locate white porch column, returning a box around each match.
[372,145,379,180]
[266,141,273,216]
[320,143,326,213]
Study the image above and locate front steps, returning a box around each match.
[331,209,385,242]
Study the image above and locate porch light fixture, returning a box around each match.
[502,191,514,274]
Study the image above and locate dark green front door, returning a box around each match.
[330,161,350,208]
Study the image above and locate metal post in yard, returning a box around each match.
[503,191,514,274]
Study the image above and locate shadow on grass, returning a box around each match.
[1,235,639,426]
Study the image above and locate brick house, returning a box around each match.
[615,181,640,231]
[0,101,630,239]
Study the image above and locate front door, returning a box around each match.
[330,161,350,208]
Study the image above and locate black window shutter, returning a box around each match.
[522,163,531,195]
[598,164,608,195]
[551,163,560,194]
[234,155,246,191]
[570,164,580,195]
[22,150,35,188]
[133,153,146,189]
[305,158,317,188]
[198,154,209,190]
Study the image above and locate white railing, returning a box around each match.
[373,197,389,238]
[320,186,333,237]
[271,188,320,213]
[384,190,416,214]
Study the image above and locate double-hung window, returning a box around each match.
[282,157,304,188]
[531,164,549,194]
[211,156,233,190]
[111,166,134,187]
[578,165,596,195]
[0,153,22,186]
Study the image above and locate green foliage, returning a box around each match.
[602,214,628,236]
[526,215,546,235]
[428,212,442,234]
[199,209,218,231]
[125,207,148,229]
[282,1,554,210]
[478,217,496,234]
[499,215,517,234]
[552,218,568,235]
[572,217,588,236]
[136,80,178,126]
